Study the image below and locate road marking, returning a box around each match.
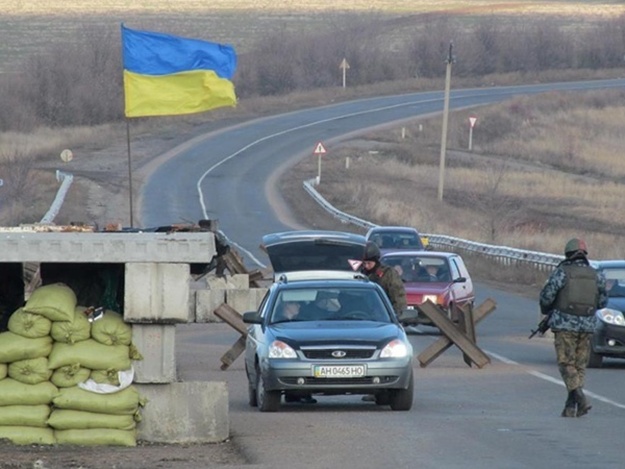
[486,349,625,410]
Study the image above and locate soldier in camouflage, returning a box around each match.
[539,238,607,418]
[361,241,407,315]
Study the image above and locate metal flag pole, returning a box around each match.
[125,119,134,228]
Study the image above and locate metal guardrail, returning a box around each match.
[303,179,564,271]
[40,170,73,224]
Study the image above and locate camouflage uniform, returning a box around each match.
[539,255,607,417]
[364,263,407,315]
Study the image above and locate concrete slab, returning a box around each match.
[136,381,229,443]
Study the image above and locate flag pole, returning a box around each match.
[125,119,134,228]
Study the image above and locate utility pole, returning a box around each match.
[438,42,454,202]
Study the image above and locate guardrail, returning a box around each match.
[303,179,564,271]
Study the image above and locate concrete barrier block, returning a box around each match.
[205,273,249,290]
[226,288,268,314]
[136,381,229,443]
[125,263,190,323]
[195,289,226,322]
[132,324,176,383]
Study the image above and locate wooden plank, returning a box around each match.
[416,299,496,368]
[456,304,476,367]
[214,303,248,336]
[220,335,247,370]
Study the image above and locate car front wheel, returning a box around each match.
[389,371,414,411]
[246,364,258,407]
[587,347,603,368]
[256,365,281,412]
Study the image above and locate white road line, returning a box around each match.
[486,349,625,410]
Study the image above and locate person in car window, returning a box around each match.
[279,301,301,321]
[539,238,607,418]
[361,242,407,315]
[425,265,439,281]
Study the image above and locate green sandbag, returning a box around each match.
[55,428,136,446]
[0,332,52,363]
[0,363,6,379]
[48,409,136,431]
[91,310,132,346]
[51,364,91,388]
[8,308,52,338]
[90,368,121,386]
[23,282,76,322]
[0,405,51,427]
[50,306,92,344]
[0,426,55,445]
[52,385,142,414]
[0,379,59,406]
[8,357,52,385]
[48,339,131,371]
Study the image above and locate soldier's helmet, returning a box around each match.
[363,241,381,261]
[564,238,588,257]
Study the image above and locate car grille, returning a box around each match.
[301,348,376,359]
[280,376,398,386]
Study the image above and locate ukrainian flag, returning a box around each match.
[121,25,237,118]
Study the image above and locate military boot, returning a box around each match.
[561,391,577,418]
[574,388,592,417]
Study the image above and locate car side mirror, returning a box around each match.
[453,277,467,284]
[242,311,262,324]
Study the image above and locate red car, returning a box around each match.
[380,251,475,324]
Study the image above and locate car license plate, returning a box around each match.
[313,365,366,378]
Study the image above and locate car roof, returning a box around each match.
[274,276,376,290]
[276,270,366,282]
[592,260,625,269]
[381,250,457,259]
[366,226,420,235]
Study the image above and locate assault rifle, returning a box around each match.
[528,315,551,339]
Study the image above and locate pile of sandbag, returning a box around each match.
[0,283,144,446]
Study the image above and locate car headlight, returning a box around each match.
[423,294,439,304]
[268,340,297,358]
[380,339,409,358]
[596,308,625,326]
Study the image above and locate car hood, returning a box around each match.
[606,297,625,312]
[269,321,403,346]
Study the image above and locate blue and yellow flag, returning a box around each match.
[121,25,237,118]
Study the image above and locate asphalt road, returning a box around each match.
[144,79,625,468]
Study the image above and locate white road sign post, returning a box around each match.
[314,142,327,185]
[468,115,478,151]
[339,58,350,89]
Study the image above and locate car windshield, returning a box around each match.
[371,231,423,250]
[382,255,450,283]
[602,268,625,298]
[270,287,392,324]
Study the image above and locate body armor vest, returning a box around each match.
[553,263,598,316]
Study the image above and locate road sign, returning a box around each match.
[314,142,327,155]
[469,115,478,128]
[60,149,73,162]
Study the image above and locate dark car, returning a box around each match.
[588,260,625,368]
[365,226,427,255]
[242,272,415,412]
[261,230,366,276]
[381,251,475,324]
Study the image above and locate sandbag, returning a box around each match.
[48,339,131,371]
[0,426,55,445]
[51,364,91,388]
[52,385,143,414]
[0,363,6,380]
[7,308,52,338]
[91,310,132,346]
[23,282,76,322]
[0,332,52,363]
[0,405,51,427]
[54,428,136,446]
[50,306,92,344]
[0,378,59,406]
[8,357,52,385]
[90,368,121,386]
[48,409,136,431]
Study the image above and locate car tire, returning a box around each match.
[375,392,390,406]
[256,365,281,412]
[587,348,603,368]
[389,371,414,411]
[246,364,258,407]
